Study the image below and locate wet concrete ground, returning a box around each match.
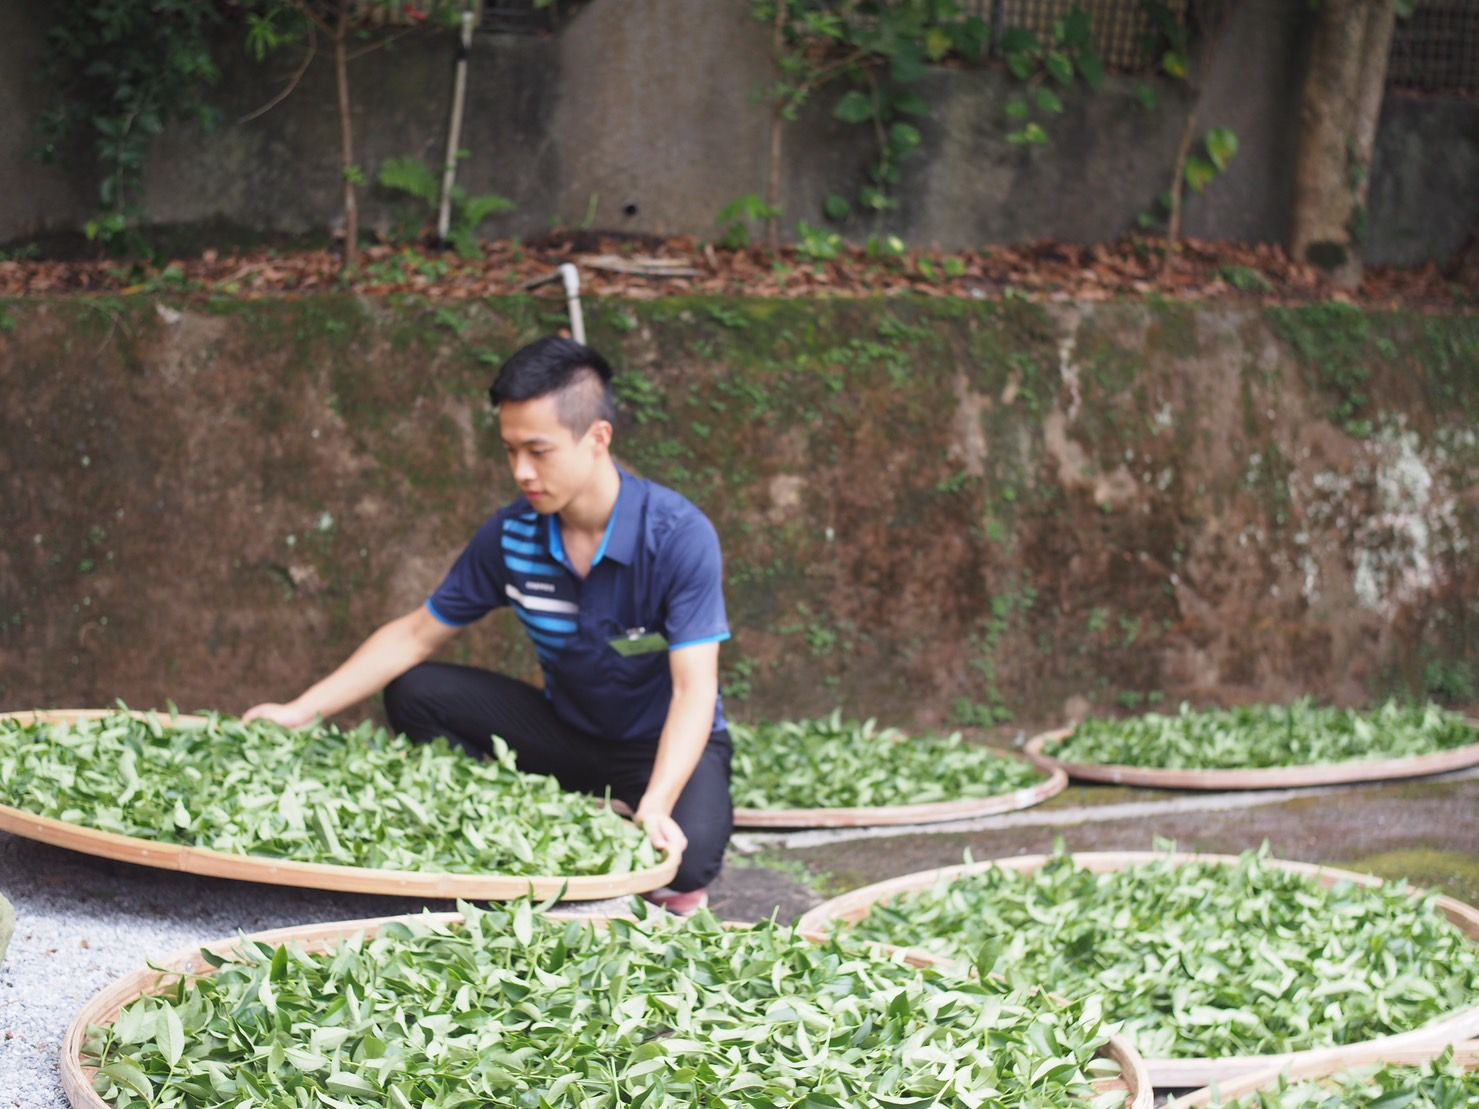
[754,773,1479,905]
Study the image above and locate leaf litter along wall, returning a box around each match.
[0,295,1473,729]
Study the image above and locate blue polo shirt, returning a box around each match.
[425,471,729,742]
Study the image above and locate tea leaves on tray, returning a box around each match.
[847,847,1479,1060]
[1048,700,1475,771]
[0,711,658,876]
[86,904,1129,1108]
[1197,1046,1479,1107]
[730,711,1045,810]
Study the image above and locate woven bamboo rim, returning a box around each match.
[61,910,1151,1109]
[1025,717,1479,790]
[733,754,1068,828]
[797,850,1479,1088]
[0,709,678,900]
[1168,1041,1479,1106]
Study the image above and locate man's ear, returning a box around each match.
[588,419,614,455]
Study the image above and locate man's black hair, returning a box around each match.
[489,336,617,437]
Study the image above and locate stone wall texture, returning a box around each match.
[1,295,1474,730]
[1,0,1476,265]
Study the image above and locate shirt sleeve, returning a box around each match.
[660,512,730,650]
[426,516,508,627]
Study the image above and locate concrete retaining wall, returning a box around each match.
[1,0,1475,264]
[1,295,1474,728]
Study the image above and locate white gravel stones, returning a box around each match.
[0,831,625,1108]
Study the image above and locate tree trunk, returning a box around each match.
[1290,0,1398,289]
[334,2,359,273]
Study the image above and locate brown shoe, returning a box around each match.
[641,886,709,917]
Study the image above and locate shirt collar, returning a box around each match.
[546,468,643,570]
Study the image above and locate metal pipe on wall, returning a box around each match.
[436,7,477,247]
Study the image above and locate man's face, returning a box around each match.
[498,394,610,514]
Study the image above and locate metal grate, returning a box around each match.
[959,0,1190,71]
[480,0,568,35]
[1388,0,1479,94]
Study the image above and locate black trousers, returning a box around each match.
[383,662,732,893]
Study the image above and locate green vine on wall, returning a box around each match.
[749,0,993,249]
[36,1,227,251]
[997,10,1105,146]
[738,0,1248,258]
[744,1,1110,248]
[35,0,464,267]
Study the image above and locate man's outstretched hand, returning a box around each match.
[634,804,688,858]
[242,702,316,729]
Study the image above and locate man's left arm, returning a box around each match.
[634,641,721,856]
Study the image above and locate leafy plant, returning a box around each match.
[377,155,514,260]
[36,0,227,253]
[244,2,467,272]
[998,9,1105,146]
[730,711,1044,809]
[0,710,657,876]
[1218,264,1274,294]
[363,247,451,286]
[86,902,1126,1107]
[754,0,992,239]
[794,221,844,262]
[848,845,1479,1060]
[612,372,666,426]
[1048,700,1476,771]
[1140,127,1241,232]
[714,194,782,250]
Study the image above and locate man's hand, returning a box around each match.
[242,701,316,728]
[634,802,688,859]
[242,607,459,731]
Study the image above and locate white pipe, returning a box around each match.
[559,263,585,344]
[436,8,476,247]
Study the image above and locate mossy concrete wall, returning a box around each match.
[0,296,1474,729]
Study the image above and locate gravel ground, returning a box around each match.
[0,832,626,1108]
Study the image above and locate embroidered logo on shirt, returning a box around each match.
[524,581,557,593]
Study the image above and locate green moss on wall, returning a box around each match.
[2,294,1475,726]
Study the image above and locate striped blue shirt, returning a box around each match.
[426,470,729,741]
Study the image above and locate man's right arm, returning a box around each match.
[243,605,459,728]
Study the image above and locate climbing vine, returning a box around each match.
[35,0,461,266]
[36,0,227,251]
[742,0,1249,257]
[750,0,992,248]
[747,1,1111,247]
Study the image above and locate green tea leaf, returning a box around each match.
[730,713,1044,811]
[87,905,1123,1107]
[849,846,1479,1061]
[0,712,659,879]
[154,1003,183,1068]
[1050,701,1474,772]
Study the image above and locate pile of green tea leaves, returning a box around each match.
[730,712,1045,810]
[0,711,658,876]
[847,846,1479,1060]
[86,902,1130,1108]
[1203,1046,1479,1107]
[1047,700,1476,771]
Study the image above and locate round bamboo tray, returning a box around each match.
[1167,1041,1479,1106]
[0,709,678,900]
[61,910,1151,1109]
[1025,718,1479,791]
[797,850,1479,1088]
[733,754,1068,828]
